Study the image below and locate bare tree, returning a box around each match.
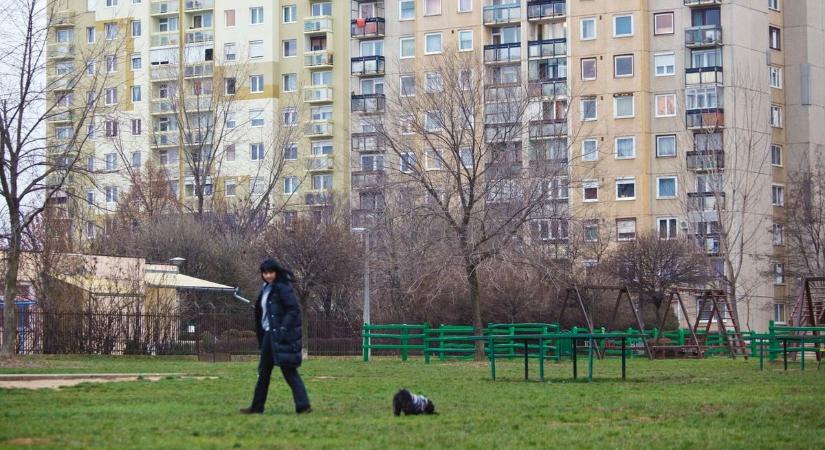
[0,2,121,355]
[785,151,825,277]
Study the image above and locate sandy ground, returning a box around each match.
[0,373,214,390]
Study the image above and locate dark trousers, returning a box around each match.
[250,331,310,412]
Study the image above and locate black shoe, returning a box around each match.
[296,406,313,414]
[239,407,263,414]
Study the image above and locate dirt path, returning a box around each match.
[0,373,189,390]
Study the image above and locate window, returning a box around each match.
[283,107,297,125]
[105,87,117,104]
[615,137,635,159]
[425,71,443,93]
[281,73,297,92]
[581,58,597,80]
[614,15,633,37]
[691,48,722,69]
[770,105,782,128]
[773,303,785,324]
[55,126,72,140]
[400,152,416,172]
[584,222,599,242]
[654,12,674,35]
[458,30,473,51]
[657,177,677,199]
[250,75,263,93]
[400,0,415,20]
[656,135,677,158]
[425,111,443,132]
[131,151,141,168]
[86,60,96,75]
[460,147,473,168]
[658,218,678,240]
[283,39,297,57]
[424,0,441,15]
[224,77,236,95]
[131,20,141,37]
[686,86,721,109]
[158,17,177,33]
[400,75,416,96]
[311,141,333,156]
[131,86,141,102]
[654,53,675,76]
[311,174,333,191]
[616,218,637,241]
[771,144,782,166]
[283,5,296,23]
[311,2,332,16]
[105,55,117,73]
[426,149,444,170]
[104,22,118,40]
[223,179,236,197]
[86,26,95,44]
[425,33,443,54]
[582,139,598,162]
[614,54,634,77]
[105,0,117,6]
[458,0,471,13]
[250,7,264,25]
[583,180,599,202]
[581,98,597,121]
[131,54,141,70]
[249,40,263,59]
[614,95,634,118]
[105,186,118,203]
[772,184,784,206]
[769,26,781,50]
[616,178,636,200]
[131,119,141,135]
[104,119,118,137]
[86,189,95,204]
[580,17,596,40]
[250,109,264,127]
[773,223,784,246]
[283,143,298,160]
[250,143,264,161]
[400,37,415,58]
[773,262,785,284]
[225,9,236,27]
[56,29,73,43]
[769,66,782,89]
[105,153,117,170]
[769,0,780,11]
[223,145,236,162]
[284,177,298,194]
[655,94,676,117]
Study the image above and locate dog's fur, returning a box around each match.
[393,389,436,416]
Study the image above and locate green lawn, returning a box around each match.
[1,355,823,449]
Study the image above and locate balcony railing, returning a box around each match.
[48,111,75,123]
[303,86,334,103]
[305,192,331,206]
[308,157,334,171]
[185,0,213,11]
[685,25,722,48]
[351,55,384,76]
[305,120,334,137]
[484,42,521,64]
[685,66,723,85]
[151,99,175,114]
[150,64,178,80]
[304,17,333,34]
[352,171,386,190]
[151,32,180,46]
[352,208,380,228]
[684,0,722,6]
[352,132,385,153]
[351,94,385,114]
[687,191,726,211]
[48,44,74,59]
[351,17,385,38]
[527,0,566,21]
[151,131,179,147]
[692,233,722,256]
[483,3,521,25]
[185,30,213,44]
[529,119,568,140]
[527,39,566,59]
[686,150,725,171]
[305,50,333,68]
[47,76,73,91]
[151,1,179,15]
[184,62,213,78]
[528,79,567,98]
[51,11,75,26]
[686,109,724,129]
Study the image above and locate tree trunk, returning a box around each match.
[465,261,484,361]
[1,228,21,357]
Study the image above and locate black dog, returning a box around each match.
[393,389,435,416]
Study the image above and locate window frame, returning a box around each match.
[656,134,677,158]
[581,97,597,121]
[424,32,443,55]
[400,36,416,59]
[616,177,636,201]
[615,136,636,160]
[582,139,598,162]
[282,5,296,23]
[580,17,596,41]
[769,66,782,89]
[769,26,781,50]
[613,14,634,38]
[614,54,634,78]
[654,52,675,77]
[614,95,635,119]
[582,180,599,202]
[581,57,597,81]
[653,11,674,35]
[771,144,782,167]
[616,217,637,241]
[656,176,678,199]
[458,30,473,52]
[655,93,677,117]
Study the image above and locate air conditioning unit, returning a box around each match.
[679,220,689,230]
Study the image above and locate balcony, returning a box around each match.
[150,64,178,81]
[484,123,520,143]
[692,233,722,256]
[686,150,725,172]
[686,109,724,129]
[529,119,568,140]
[52,11,75,26]
[685,66,723,85]
[484,43,521,64]
[303,86,334,103]
[308,157,334,171]
[151,99,175,114]
[151,131,179,147]
[685,25,722,48]
[185,0,213,11]
[688,191,726,212]
[48,44,74,59]
[351,17,385,39]
[352,208,380,228]
[151,1,179,15]
[305,192,331,206]
[483,3,521,25]
[184,62,213,78]
[305,50,333,68]
[351,94,385,114]
[48,110,75,123]
[185,30,213,44]
[684,0,722,6]
[305,120,334,137]
[527,0,566,21]
[352,132,386,153]
[528,79,567,98]
[486,161,523,179]
[527,39,566,59]
[352,171,386,190]
[47,76,73,91]
[351,55,385,76]
[151,32,180,46]
[304,17,333,34]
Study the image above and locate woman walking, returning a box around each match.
[240,258,311,414]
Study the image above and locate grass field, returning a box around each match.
[1,355,824,449]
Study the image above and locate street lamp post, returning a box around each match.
[352,227,371,358]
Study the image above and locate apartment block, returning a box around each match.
[48,0,821,331]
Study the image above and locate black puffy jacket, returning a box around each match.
[254,281,303,367]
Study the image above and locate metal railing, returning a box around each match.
[483,3,521,25]
[527,38,567,59]
[685,66,723,85]
[484,42,521,64]
[527,0,566,20]
[351,17,385,38]
[351,93,386,114]
[351,55,385,76]
[685,25,722,48]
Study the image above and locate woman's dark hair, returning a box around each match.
[260,258,295,283]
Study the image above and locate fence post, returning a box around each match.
[401,326,409,361]
[362,323,369,362]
